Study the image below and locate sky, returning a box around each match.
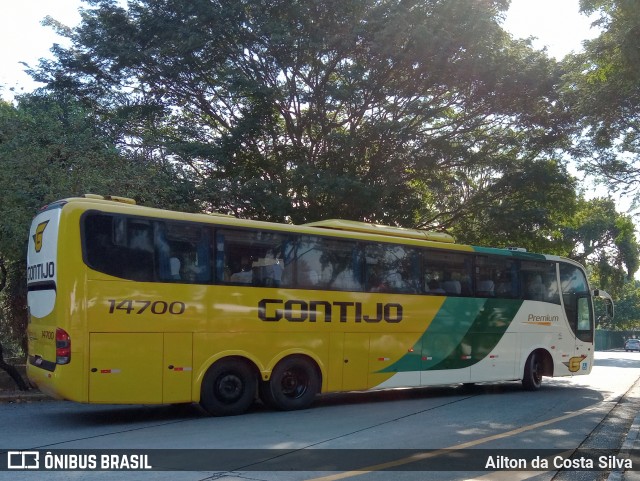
[0,0,601,100]
[502,0,600,58]
[1,1,81,98]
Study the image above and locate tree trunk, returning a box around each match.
[0,257,30,391]
[0,343,29,391]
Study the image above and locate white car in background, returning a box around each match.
[624,339,640,352]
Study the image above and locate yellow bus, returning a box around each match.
[26,195,613,416]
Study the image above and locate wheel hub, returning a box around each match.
[217,374,243,403]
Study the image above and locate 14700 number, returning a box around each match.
[107,299,186,315]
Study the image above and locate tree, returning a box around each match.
[0,258,28,390]
[0,93,197,351]
[563,0,640,197]
[33,0,573,228]
[606,280,640,330]
[561,197,639,296]
[448,158,578,253]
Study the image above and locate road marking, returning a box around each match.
[303,405,605,481]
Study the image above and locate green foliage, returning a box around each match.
[563,197,639,295]
[563,0,640,196]
[0,93,198,349]
[0,94,192,257]
[34,0,572,228]
[449,158,577,253]
[601,280,640,330]
[0,259,28,356]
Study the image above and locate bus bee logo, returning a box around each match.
[566,355,587,372]
[33,221,49,253]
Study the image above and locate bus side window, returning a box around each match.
[156,222,212,284]
[113,218,155,281]
[364,244,420,293]
[521,261,560,304]
[84,213,117,275]
[423,250,472,296]
[83,213,154,281]
[217,229,291,288]
[292,236,362,291]
[473,256,521,299]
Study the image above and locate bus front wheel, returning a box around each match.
[522,351,543,391]
[200,359,257,416]
[260,356,320,411]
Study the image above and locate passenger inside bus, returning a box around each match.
[230,256,253,283]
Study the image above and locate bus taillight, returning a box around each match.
[56,328,71,364]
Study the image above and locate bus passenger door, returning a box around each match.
[89,333,163,403]
[162,333,193,403]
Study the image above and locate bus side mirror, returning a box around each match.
[593,289,614,320]
[605,298,614,319]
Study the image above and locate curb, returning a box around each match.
[0,389,50,403]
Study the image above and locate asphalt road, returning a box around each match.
[2,351,640,481]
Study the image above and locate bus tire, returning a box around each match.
[200,358,256,416]
[260,356,320,411]
[522,351,543,391]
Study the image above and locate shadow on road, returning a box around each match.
[40,354,640,426]
[52,378,608,428]
[57,402,206,426]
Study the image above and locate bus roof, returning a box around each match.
[304,219,455,243]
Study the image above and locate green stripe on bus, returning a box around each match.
[425,298,523,370]
[378,298,523,373]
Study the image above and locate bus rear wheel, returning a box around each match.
[260,356,320,411]
[200,359,256,416]
[522,351,543,391]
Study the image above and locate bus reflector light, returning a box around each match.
[55,328,71,364]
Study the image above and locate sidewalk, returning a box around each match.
[607,376,640,481]
[606,410,640,481]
